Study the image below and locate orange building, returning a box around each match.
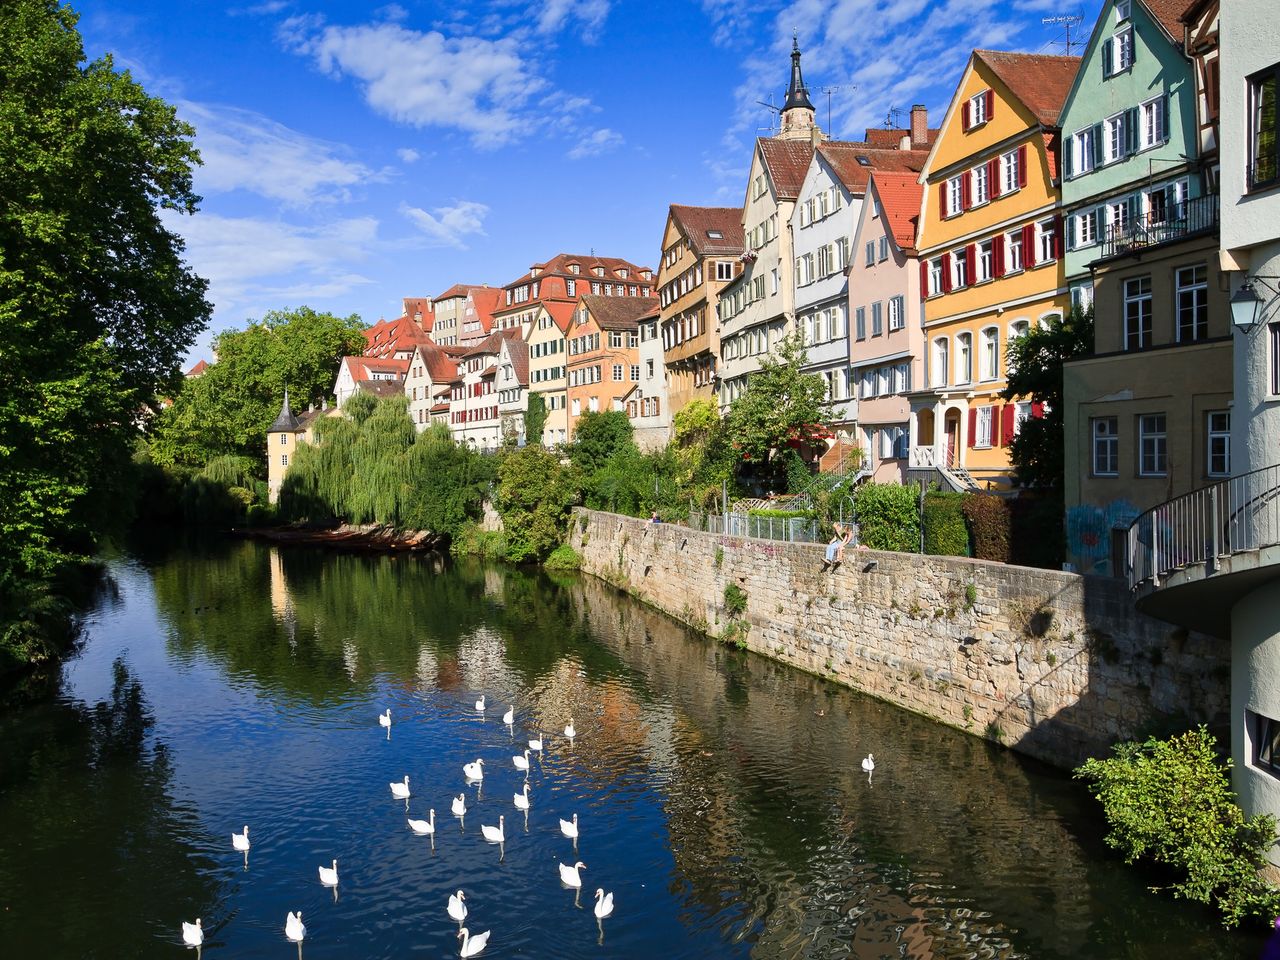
[912,50,1080,490]
[565,295,659,438]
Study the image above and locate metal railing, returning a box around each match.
[688,509,821,544]
[1125,463,1280,590]
[1101,193,1219,259]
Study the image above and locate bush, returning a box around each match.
[450,521,507,559]
[1075,727,1280,928]
[748,508,810,520]
[923,492,969,557]
[723,583,748,617]
[543,545,582,570]
[493,446,576,564]
[962,494,1012,563]
[852,483,919,552]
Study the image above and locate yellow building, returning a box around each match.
[912,50,1080,489]
[266,390,327,503]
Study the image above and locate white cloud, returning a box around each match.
[399,200,489,248]
[536,0,611,39]
[566,127,623,160]
[280,16,547,148]
[396,147,421,164]
[180,101,373,205]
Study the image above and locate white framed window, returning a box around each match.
[1139,413,1167,476]
[715,261,733,281]
[928,258,944,296]
[975,406,994,447]
[1092,417,1119,476]
[1000,149,1020,193]
[955,332,973,384]
[1072,127,1096,176]
[281,454,288,467]
[1071,283,1095,312]
[1140,96,1166,150]
[1176,264,1208,342]
[931,337,950,388]
[972,164,989,205]
[1036,219,1057,263]
[976,239,993,283]
[1074,209,1098,248]
[969,90,988,126]
[1116,0,1131,21]
[980,327,999,381]
[1013,401,1032,436]
[946,176,964,217]
[888,295,904,331]
[1207,410,1230,477]
[1103,113,1125,163]
[1124,276,1153,351]
[951,250,968,288]
[1005,230,1023,273]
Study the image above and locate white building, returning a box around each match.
[333,355,408,408]
[496,334,529,445]
[404,340,460,431]
[627,308,669,450]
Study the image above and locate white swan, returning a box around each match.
[564,717,576,740]
[378,708,391,728]
[447,889,467,924]
[480,815,505,844]
[502,705,514,725]
[475,694,486,713]
[463,758,484,781]
[318,858,339,886]
[457,927,490,957]
[181,918,203,947]
[232,825,250,852]
[593,888,614,918]
[558,860,586,887]
[512,748,531,772]
[861,753,875,773]
[390,775,411,799]
[528,732,543,752]
[451,793,467,817]
[559,813,579,840]
[514,783,530,810]
[285,911,306,942]
[408,809,436,835]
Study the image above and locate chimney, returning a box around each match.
[910,104,928,147]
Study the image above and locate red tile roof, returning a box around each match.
[818,141,930,196]
[668,205,744,256]
[501,334,529,387]
[505,253,655,290]
[867,171,924,254]
[430,402,450,414]
[544,300,578,333]
[469,288,503,326]
[974,50,1082,127]
[579,295,660,332]
[363,313,432,358]
[860,127,940,149]
[410,340,458,383]
[402,297,434,329]
[1143,0,1191,39]
[343,355,410,383]
[757,138,815,199]
[434,283,490,302]
[185,359,209,377]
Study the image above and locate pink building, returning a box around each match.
[848,171,926,483]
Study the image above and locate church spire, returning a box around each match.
[778,35,820,141]
[783,35,814,113]
[269,387,301,434]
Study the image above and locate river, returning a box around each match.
[0,538,1263,958]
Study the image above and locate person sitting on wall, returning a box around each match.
[821,522,853,571]
[649,511,661,524]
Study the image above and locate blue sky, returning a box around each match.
[78,0,1087,362]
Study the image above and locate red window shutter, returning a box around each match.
[985,89,995,120]
[940,258,952,293]
[1031,401,1046,419]
[988,158,1001,198]
[992,233,1005,278]
[1002,404,1016,443]
[961,174,972,211]
[967,408,978,447]
[993,406,1004,447]
[920,259,930,296]
[1017,145,1028,188]
[939,184,947,219]
[966,244,976,284]
[1022,224,1036,266]
[1053,215,1065,259]
[654,398,660,415]
[962,100,971,131]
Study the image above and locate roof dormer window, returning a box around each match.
[592,266,605,277]
[618,268,628,279]
[568,263,580,274]
[1116,0,1131,22]
[707,230,723,239]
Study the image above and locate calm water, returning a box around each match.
[0,538,1263,959]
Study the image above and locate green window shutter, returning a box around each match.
[1064,136,1074,178]
[1161,95,1171,143]
[1102,38,1113,78]
[1092,123,1105,166]
[1125,108,1140,155]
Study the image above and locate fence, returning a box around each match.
[1125,463,1280,590]
[687,509,822,544]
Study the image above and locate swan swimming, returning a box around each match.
[593,888,614,918]
[231,825,250,853]
[463,759,484,781]
[181,918,203,947]
[451,793,467,817]
[285,911,306,942]
[408,809,436,835]
[502,705,514,725]
[513,749,531,772]
[564,717,576,740]
[378,708,391,728]
[480,815,505,844]
[559,813,579,840]
[318,858,339,886]
[475,694,486,713]
[514,783,531,810]
[528,732,543,752]
[558,860,586,887]
[457,927,490,957]
[447,889,467,924]
[390,775,411,799]
[861,754,875,773]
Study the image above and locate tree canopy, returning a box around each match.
[0,0,210,614]
[150,306,366,468]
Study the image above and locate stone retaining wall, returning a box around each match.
[573,509,1230,769]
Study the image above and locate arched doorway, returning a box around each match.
[943,408,962,467]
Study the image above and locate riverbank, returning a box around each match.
[242,522,448,553]
[573,508,1230,771]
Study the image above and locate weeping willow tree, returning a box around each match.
[400,423,495,537]
[347,395,415,524]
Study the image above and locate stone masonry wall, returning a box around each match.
[573,509,1230,769]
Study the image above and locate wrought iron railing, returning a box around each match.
[1101,193,1219,259]
[1125,463,1280,590]
[688,509,821,544]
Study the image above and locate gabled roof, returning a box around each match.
[358,380,404,398]
[867,171,924,254]
[579,295,661,332]
[465,326,522,359]
[342,355,411,382]
[185,359,209,377]
[468,287,503,327]
[669,205,745,256]
[543,300,578,333]
[1143,0,1192,40]
[818,141,931,197]
[861,127,940,149]
[363,313,432,358]
[757,138,815,199]
[435,283,489,302]
[410,340,459,383]
[973,50,1082,127]
[505,253,654,289]
[500,335,529,387]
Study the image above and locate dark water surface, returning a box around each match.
[0,538,1260,959]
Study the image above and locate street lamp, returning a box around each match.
[1230,279,1265,334]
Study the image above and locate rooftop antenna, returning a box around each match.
[755,92,781,136]
[1041,14,1085,55]
[821,86,842,138]
[883,106,905,129]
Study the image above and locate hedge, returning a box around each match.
[747,508,811,519]
[962,494,1011,563]
[923,492,969,557]
[852,482,919,552]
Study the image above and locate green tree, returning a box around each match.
[670,399,735,508]
[151,306,366,468]
[569,410,634,477]
[523,392,548,448]
[723,335,831,484]
[400,424,494,537]
[0,0,210,663]
[1001,305,1093,489]
[493,446,576,563]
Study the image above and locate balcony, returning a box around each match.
[1099,193,1219,260]
[1124,463,1280,635]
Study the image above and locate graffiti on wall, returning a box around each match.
[1066,499,1141,575]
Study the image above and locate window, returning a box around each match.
[932,337,949,387]
[976,239,993,283]
[968,90,989,127]
[1139,413,1167,476]
[1103,114,1125,163]
[1255,712,1280,777]
[1036,219,1057,263]
[716,261,733,281]
[1014,401,1032,436]
[1005,230,1023,273]
[1249,65,1279,189]
[1272,322,1280,395]
[888,295,904,331]
[972,164,989,205]
[871,301,883,336]
[1207,410,1230,477]
[1006,319,1030,374]
[1107,199,1129,238]
[1071,127,1095,177]
[612,364,624,381]
[975,406,993,447]
[865,241,876,266]
[1092,417,1119,476]
[630,364,640,381]
[1000,149,1021,193]
[1071,283,1095,312]
[928,258,944,296]
[879,236,889,262]
[1140,96,1167,150]
[946,176,963,217]
[980,327,999,381]
[1105,27,1134,78]
[1075,209,1097,248]
[279,433,288,445]
[955,332,973,384]
[281,454,288,467]
[1176,265,1208,342]
[951,250,968,288]
[853,306,866,340]
[1124,276,1153,350]
[1116,0,1131,20]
